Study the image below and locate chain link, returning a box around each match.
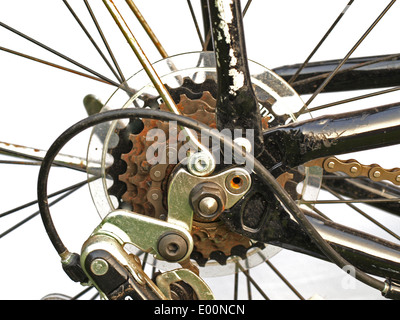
[305,156,400,185]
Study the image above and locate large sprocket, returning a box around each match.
[106,78,261,267]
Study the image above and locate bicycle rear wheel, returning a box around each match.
[1,0,400,300]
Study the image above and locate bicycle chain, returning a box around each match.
[305,156,400,185]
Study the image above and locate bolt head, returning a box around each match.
[90,258,109,276]
[157,233,188,262]
[187,152,215,176]
[190,182,226,222]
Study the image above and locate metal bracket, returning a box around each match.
[167,166,252,230]
[156,269,215,300]
[80,166,251,299]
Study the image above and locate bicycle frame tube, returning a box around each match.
[274,54,400,94]
[263,102,400,176]
[207,0,264,156]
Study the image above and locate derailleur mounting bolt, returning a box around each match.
[157,232,189,262]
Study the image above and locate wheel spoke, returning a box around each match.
[242,0,253,16]
[0,159,41,166]
[308,86,400,113]
[234,264,239,300]
[236,262,270,300]
[322,183,400,241]
[62,0,123,83]
[246,266,252,300]
[0,46,112,85]
[255,251,305,300]
[301,198,400,204]
[305,204,333,221]
[265,260,305,300]
[0,20,120,87]
[0,141,102,173]
[0,180,87,238]
[187,0,205,48]
[288,0,354,85]
[297,0,397,115]
[83,0,126,83]
[125,0,182,83]
[0,177,98,219]
[141,252,149,269]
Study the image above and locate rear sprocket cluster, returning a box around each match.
[106,78,263,267]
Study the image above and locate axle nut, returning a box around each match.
[190,182,226,222]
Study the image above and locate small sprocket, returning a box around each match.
[106,78,260,266]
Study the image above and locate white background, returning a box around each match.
[0,0,400,300]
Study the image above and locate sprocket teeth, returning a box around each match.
[107,77,261,266]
